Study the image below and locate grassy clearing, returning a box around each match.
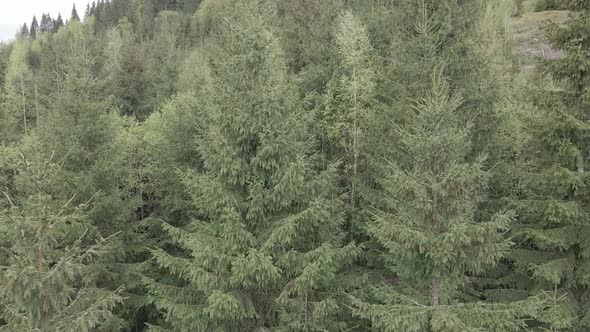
[510,0,569,73]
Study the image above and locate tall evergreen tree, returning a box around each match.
[29,17,39,39]
[37,19,143,330]
[18,24,29,39]
[71,4,81,22]
[147,1,357,330]
[53,14,64,33]
[0,134,122,332]
[496,2,590,330]
[39,14,54,33]
[0,39,34,144]
[143,11,185,116]
[321,11,375,225]
[104,19,149,119]
[353,70,541,331]
[277,0,341,94]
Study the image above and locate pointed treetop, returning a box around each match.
[71,3,80,21]
[40,13,54,33]
[18,23,29,38]
[30,16,39,38]
[53,13,65,33]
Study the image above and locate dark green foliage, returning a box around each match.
[143,11,187,114]
[53,14,64,33]
[513,3,590,329]
[0,135,123,332]
[71,4,81,21]
[29,17,38,39]
[353,71,541,331]
[104,19,149,119]
[146,1,357,330]
[18,24,29,38]
[39,14,53,34]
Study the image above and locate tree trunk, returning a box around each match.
[431,278,440,306]
[36,171,45,331]
[20,74,27,135]
[351,66,358,212]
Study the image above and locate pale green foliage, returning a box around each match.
[0,39,34,143]
[0,135,122,332]
[353,293,543,332]
[321,10,375,179]
[144,11,188,115]
[146,1,357,331]
[1,0,586,330]
[354,71,536,331]
[104,18,149,119]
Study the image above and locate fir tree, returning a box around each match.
[353,70,541,331]
[37,19,143,330]
[496,2,590,330]
[40,14,54,33]
[53,14,64,33]
[147,1,357,330]
[143,11,185,116]
[277,0,341,94]
[18,24,29,39]
[71,4,81,22]
[0,134,123,332]
[0,39,34,143]
[104,18,149,119]
[29,17,39,39]
[321,10,375,225]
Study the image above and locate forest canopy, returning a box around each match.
[1,0,589,331]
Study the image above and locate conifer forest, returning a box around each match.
[1,0,590,331]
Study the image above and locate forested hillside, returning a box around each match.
[0,0,589,331]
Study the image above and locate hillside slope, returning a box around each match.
[511,1,570,73]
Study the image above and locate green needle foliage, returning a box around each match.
[498,2,590,330]
[146,1,357,331]
[320,10,376,239]
[354,70,541,331]
[0,39,35,143]
[1,0,588,330]
[0,135,122,332]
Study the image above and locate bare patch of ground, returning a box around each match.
[510,2,570,74]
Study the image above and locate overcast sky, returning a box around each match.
[0,0,89,42]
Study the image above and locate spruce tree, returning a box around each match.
[375,0,506,157]
[104,19,149,119]
[37,19,143,331]
[0,39,34,144]
[147,1,357,330]
[39,14,54,34]
[496,2,590,330]
[71,4,81,22]
[18,24,29,39]
[275,0,343,108]
[0,134,122,332]
[320,10,376,242]
[143,11,185,116]
[53,14,64,33]
[353,70,541,331]
[324,10,375,206]
[543,2,590,328]
[29,17,39,39]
